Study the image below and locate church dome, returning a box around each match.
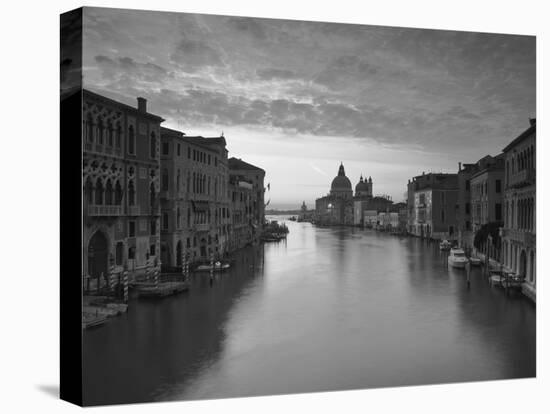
[355,175,369,192]
[330,163,352,191]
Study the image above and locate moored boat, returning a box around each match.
[195,261,231,272]
[448,248,468,269]
[439,239,452,251]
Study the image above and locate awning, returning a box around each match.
[191,200,209,212]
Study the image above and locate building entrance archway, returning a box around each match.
[519,249,527,278]
[88,231,108,282]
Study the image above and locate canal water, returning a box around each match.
[83,217,536,406]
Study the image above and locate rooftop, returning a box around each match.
[228,157,265,173]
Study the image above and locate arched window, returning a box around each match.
[107,121,114,147]
[128,125,135,155]
[84,176,93,205]
[162,169,169,191]
[150,182,156,208]
[96,117,104,145]
[87,114,94,143]
[150,132,157,159]
[128,180,135,206]
[95,178,104,205]
[115,123,122,149]
[105,179,113,205]
[114,180,123,205]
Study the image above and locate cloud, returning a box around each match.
[226,16,268,40]
[170,38,226,72]
[256,68,302,81]
[82,7,535,158]
[93,55,171,85]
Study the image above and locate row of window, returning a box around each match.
[472,179,502,197]
[471,202,502,223]
[162,140,219,167]
[163,206,232,231]
[507,144,535,178]
[85,116,158,159]
[84,177,159,209]
[162,169,228,199]
[505,197,535,231]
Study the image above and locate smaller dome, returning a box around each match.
[355,179,369,192]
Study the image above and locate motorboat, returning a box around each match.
[469,256,482,266]
[195,261,231,272]
[448,248,468,269]
[439,240,452,251]
[489,269,524,289]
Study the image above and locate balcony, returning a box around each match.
[502,228,536,246]
[508,169,535,188]
[194,223,210,232]
[87,205,123,216]
[128,206,141,216]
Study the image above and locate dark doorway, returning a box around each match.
[88,231,108,282]
[176,241,183,267]
[519,250,527,278]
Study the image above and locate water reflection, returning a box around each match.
[83,217,535,405]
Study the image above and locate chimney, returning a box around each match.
[458,162,462,171]
[137,97,147,113]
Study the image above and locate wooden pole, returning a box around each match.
[123,271,128,303]
[466,260,471,289]
[210,254,214,284]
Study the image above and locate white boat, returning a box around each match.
[448,248,468,269]
[439,240,452,251]
[195,261,231,272]
[469,257,482,266]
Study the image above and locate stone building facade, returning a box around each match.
[470,154,505,235]
[407,173,458,240]
[159,127,230,266]
[228,158,266,250]
[82,90,163,290]
[501,119,536,301]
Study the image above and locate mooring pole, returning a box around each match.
[210,254,214,284]
[466,260,471,289]
[123,270,129,303]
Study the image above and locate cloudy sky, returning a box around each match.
[82,7,535,209]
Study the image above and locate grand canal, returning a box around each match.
[83,217,536,405]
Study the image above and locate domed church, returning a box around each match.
[315,163,374,225]
[330,163,353,199]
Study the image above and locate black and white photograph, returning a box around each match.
[57,4,541,407]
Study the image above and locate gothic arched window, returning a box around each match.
[114,181,123,205]
[128,180,135,206]
[105,179,113,205]
[128,125,135,155]
[95,178,104,205]
[150,132,157,159]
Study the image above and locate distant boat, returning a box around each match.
[439,240,452,251]
[448,248,468,269]
[195,261,231,272]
